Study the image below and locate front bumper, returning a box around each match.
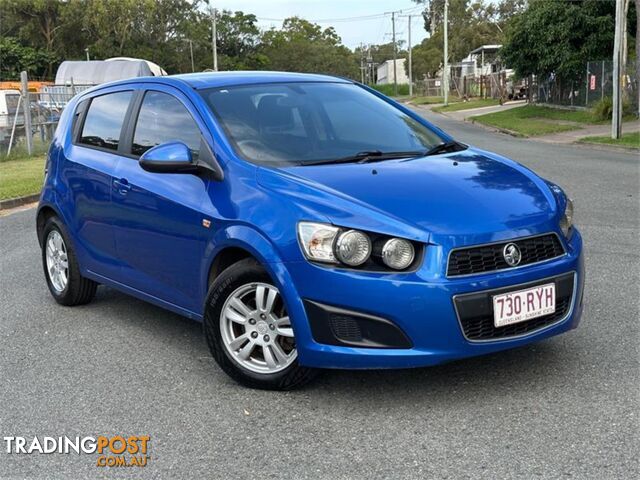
[274,229,584,369]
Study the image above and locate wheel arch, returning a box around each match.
[207,246,254,287]
[203,225,285,291]
[36,204,62,247]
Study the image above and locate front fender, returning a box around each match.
[200,224,286,308]
[199,225,313,347]
[203,224,283,270]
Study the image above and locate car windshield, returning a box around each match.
[199,82,445,166]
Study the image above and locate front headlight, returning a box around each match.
[381,238,415,270]
[560,197,574,237]
[297,222,339,263]
[335,230,371,266]
[297,222,419,271]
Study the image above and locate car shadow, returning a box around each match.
[90,285,578,404]
[314,342,571,397]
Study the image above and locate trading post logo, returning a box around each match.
[3,435,151,468]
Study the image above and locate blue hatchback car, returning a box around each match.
[37,72,584,389]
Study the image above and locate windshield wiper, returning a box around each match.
[424,140,466,157]
[303,150,427,166]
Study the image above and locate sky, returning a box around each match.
[208,0,429,50]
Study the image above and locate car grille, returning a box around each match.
[447,234,565,277]
[454,272,575,341]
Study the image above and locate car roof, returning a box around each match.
[173,71,352,89]
[90,71,353,93]
[77,71,358,104]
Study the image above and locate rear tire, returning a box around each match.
[203,258,318,390]
[41,216,97,306]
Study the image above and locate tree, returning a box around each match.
[1,2,361,80]
[0,36,56,79]
[259,17,359,78]
[410,0,508,79]
[501,0,617,81]
[3,0,72,77]
[354,41,406,65]
[186,9,266,71]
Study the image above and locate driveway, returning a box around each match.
[0,112,638,479]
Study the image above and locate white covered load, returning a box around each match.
[54,59,165,85]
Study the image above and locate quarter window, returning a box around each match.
[132,91,201,158]
[79,91,132,151]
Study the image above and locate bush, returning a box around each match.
[370,83,410,97]
[592,96,637,121]
[592,97,613,121]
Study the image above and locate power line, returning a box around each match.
[374,16,387,45]
[255,5,422,24]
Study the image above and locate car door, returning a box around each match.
[110,87,211,315]
[61,89,134,279]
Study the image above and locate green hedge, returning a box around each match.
[369,84,410,97]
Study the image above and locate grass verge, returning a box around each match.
[411,96,462,105]
[1,139,49,163]
[578,131,640,149]
[432,98,500,113]
[0,154,45,200]
[469,105,598,136]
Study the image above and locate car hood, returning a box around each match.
[257,148,558,242]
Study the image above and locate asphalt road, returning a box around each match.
[1,110,638,479]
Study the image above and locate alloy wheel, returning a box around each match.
[219,282,296,374]
[45,230,69,293]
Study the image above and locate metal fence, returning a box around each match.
[415,61,640,108]
[415,73,511,100]
[414,78,445,97]
[535,60,638,109]
[451,73,510,100]
[1,74,90,157]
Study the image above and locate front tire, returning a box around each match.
[41,216,97,306]
[203,258,317,390]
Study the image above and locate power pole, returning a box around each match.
[189,40,195,72]
[636,0,640,117]
[360,43,365,84]
[399,14,414,96]
[612,0,624,139]
[366,45,373,85]
[392,11,397,96]
[20,71,33,156]
[407,15,413,97]
[443,0,449,105]
[211,7,218,71]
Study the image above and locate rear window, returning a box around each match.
[79,91,132,151]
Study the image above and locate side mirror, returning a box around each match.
[139,141,198,174]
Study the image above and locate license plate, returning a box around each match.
[492,283,556,328]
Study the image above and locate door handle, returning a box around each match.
[113,178,131,195]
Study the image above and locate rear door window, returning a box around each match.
[79,91,132,151]
[131,91,201,159]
